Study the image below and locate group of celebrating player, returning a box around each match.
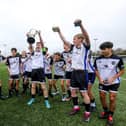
[0,19,125,126]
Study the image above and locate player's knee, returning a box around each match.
[71,91,76,97]
[110,95,116,102]
[31,85,36,89]
[100,93,106,99]
[41,85,47,91]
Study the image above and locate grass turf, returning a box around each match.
[0,63,126,126]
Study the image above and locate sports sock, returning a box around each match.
[72,97,78,106]
[67,89,71,97]
[85,103,90,112]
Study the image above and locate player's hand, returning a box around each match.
[63,65,66,70]
[99,78,104,84]
[107,77,116,84]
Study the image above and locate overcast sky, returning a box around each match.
[0,0,126,55]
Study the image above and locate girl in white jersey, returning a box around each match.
[53,19,91,122]
[52,27,73,101]
[6,48,21,97]
[27,31,51,109]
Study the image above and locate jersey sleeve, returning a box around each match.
[83,43,90,50]
[88,50,92,59]
[2,56,6,60]
[50,57,53,65]
[6,57,10,66]
[64,59,66,65]
[93,59,97,70]
[70,44,74,51]
[118,57,125,70]
[19,56,22,64]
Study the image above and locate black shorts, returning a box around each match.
[31,68,45,83]
[71,70,88,92]
[54,75,64,80]
[99,84,120,93]
[65,71,72,79]
[9,75,20,80]
[25,71,32,78]
[88,73,96,84]
[45,73,52,79]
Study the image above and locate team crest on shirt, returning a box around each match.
[104,65,108,68]
[59,62,64,66]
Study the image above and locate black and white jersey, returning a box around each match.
[0,55,6,62]
[71,43,90,70]
[31,51,44,69]
[62,51,73,72]
[6,55,21,75]
[43,55,53,74]
[94,54,124,85]
[54,59,66,76]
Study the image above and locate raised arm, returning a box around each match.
[38,31,44,48]
[74,19,90,45]
[52,27,71,46]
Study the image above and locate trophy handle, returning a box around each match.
[29,29,38,36]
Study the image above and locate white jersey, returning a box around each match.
[43,55,53,74]
[94,55,124,85]
[54,59,66,76]
[71,43,90,70]
[62,51,73,72]
[31,51,44,69]
[6,56,21,75]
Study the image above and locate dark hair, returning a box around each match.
[54,52,61,56]
[11,48,17,52]
[99,41,113,50]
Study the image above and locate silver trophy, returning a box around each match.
[27,29,38,44]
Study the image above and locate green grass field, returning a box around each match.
[0,63,126,126]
